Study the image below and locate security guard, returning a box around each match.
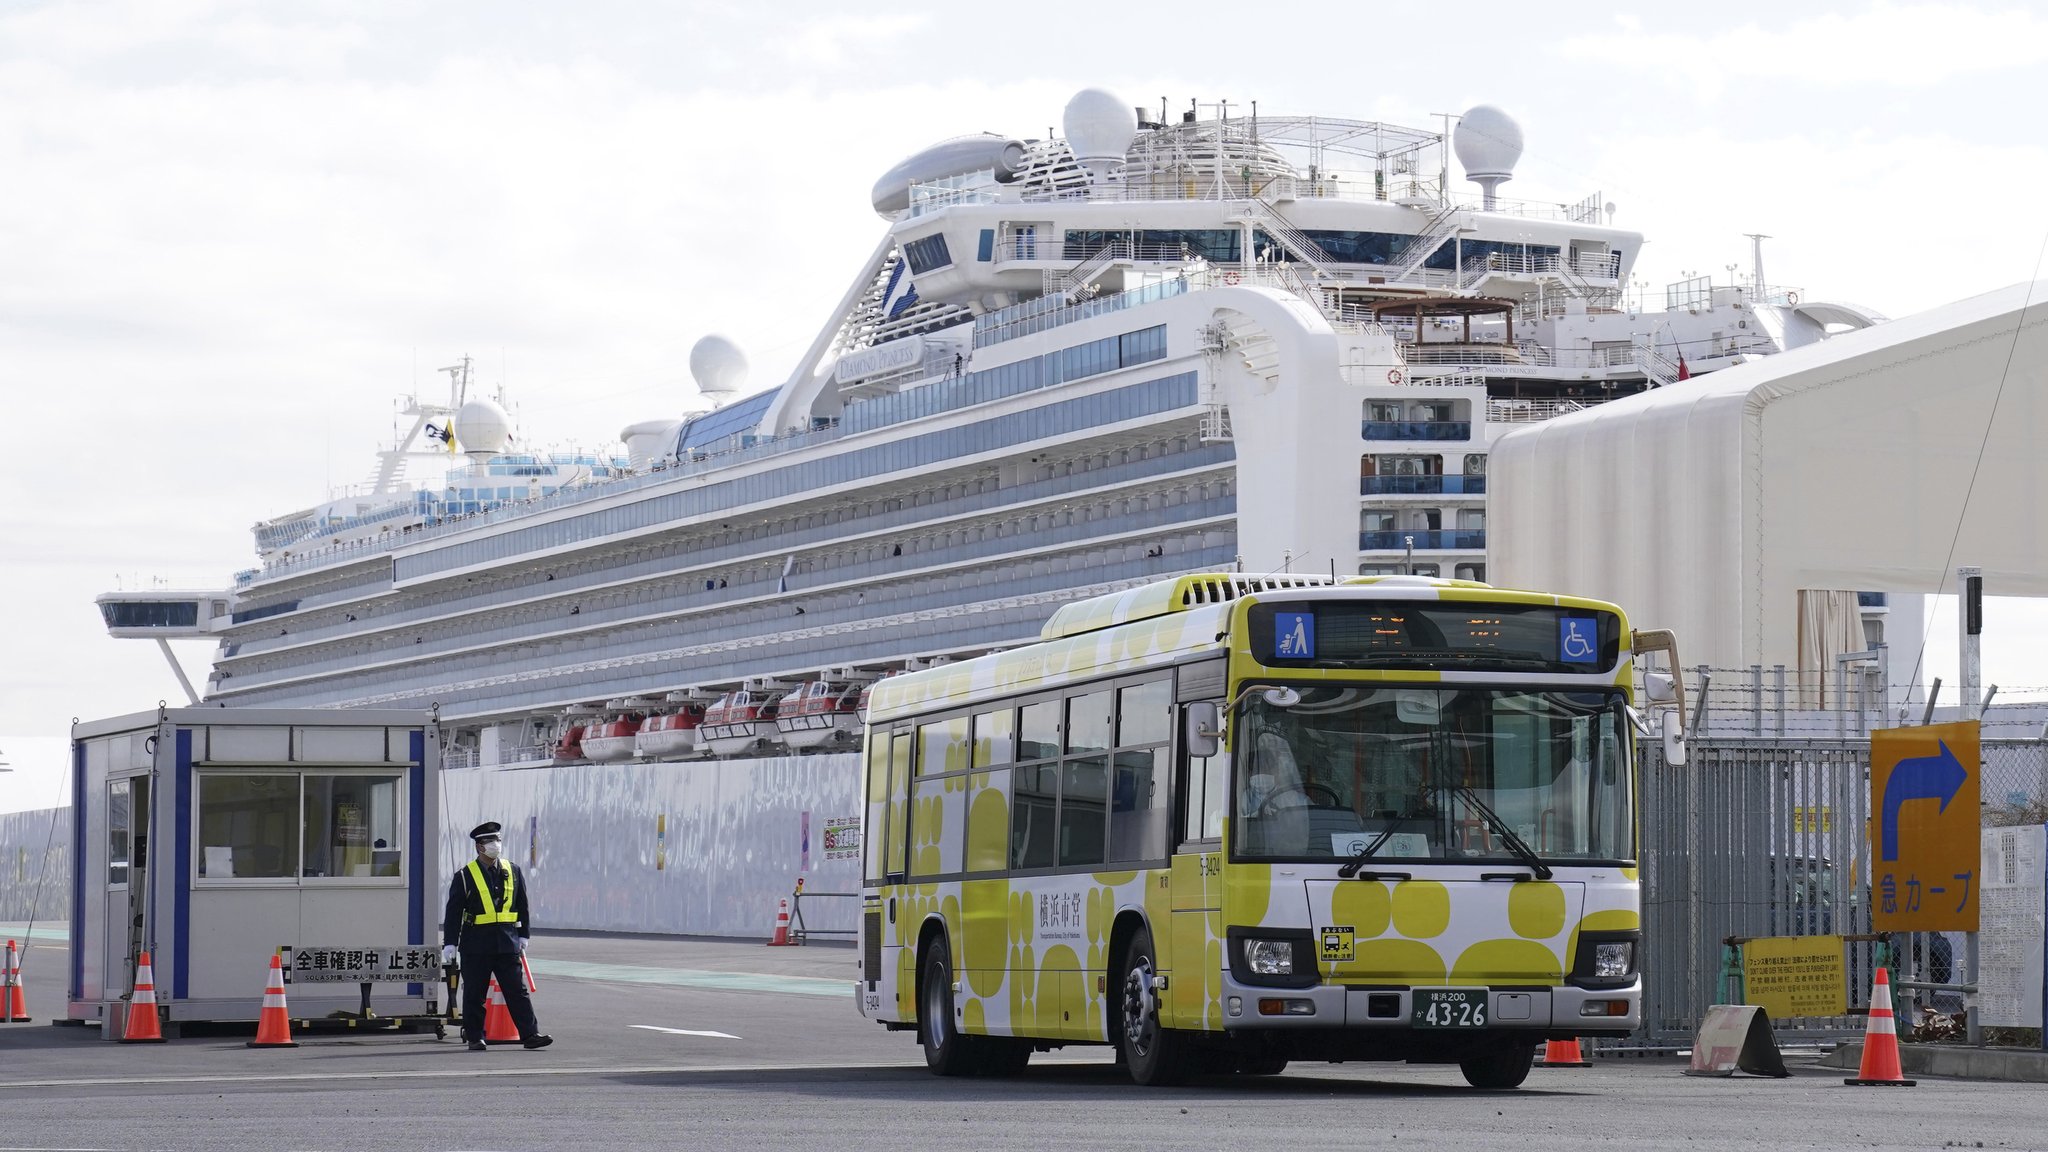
[442,821,552,1051]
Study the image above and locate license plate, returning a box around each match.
[1412,989,1488,1028]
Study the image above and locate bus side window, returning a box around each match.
[884,730,912,877]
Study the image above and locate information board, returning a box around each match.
[823,817,862,861]
[1869,721,1980,932]
[1978,824,2045,1029]
[1742,934,1848,1018]
[284,945,443,983]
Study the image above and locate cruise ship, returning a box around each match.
[97,89,1893,771]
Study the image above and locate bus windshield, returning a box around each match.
[1233,685,1632,864]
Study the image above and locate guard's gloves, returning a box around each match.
[441,944,458,965]
[516,937,529,954]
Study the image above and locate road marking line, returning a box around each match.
[0,1061,928,1090]
[526,958,845,998]
[630,1025,740,1039]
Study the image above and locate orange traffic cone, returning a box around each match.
[1541,1038,1591,1068]
[247,954,298,1048]
[2,939,29,1023]
[766,897,792,946]
[120,951,165,1043]
[483,977,520,1043]
[1845,966,1916,1086]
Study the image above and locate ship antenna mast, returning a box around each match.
[1745,234,1771,299]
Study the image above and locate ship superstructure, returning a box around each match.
[98,89,1894,768]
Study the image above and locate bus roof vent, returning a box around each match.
[1039,572,1337,640]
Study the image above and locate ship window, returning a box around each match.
[903,233,953,274]
[977,229,994,262]
[395,374,1201,582]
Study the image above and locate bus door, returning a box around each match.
[881,727,916,1017]
[1168,669,1229,1031]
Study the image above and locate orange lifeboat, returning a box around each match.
[551,723,586,764]
[699,690,780,756]
[776,681,865,751]
[634,706,704,760]
[580,714,643,762]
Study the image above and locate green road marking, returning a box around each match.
[0,925,67,944]
[526,958,847,998]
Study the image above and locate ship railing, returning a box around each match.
[234,530,1247,704]
[1399,343,1526,366]
[1405,370,1489,389]
[1485,397,1590,424]
[220,452,1239,656]
[983,176,1605,223]
[972,276,1192,348]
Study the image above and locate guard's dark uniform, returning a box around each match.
[443,823,544,1047]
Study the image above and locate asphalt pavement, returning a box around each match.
[2,924,2043,1151]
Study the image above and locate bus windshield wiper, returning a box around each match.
[1337,817,1408,878]
[1338,792,1436,879]
[1453,785,1553,879]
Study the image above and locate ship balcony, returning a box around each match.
[1360,529,1486,551]
[1359,475,1486,496]
[1361,420,1471,442]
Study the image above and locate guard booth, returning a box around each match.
[68,707,443,1037]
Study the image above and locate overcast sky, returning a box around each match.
[5,1,2047,813]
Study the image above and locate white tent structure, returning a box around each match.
[1489,280,2048,699]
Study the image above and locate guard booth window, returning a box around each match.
[197,771,405,882]
[108,778,131,886]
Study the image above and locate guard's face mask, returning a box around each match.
[479,840,503,860]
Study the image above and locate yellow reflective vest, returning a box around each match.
[465,859,519,924]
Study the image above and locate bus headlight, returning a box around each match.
[1227,927,1316,988]
[1243,939,1295,976]
[1594,941,1633,978]
[1569,930,1640,988]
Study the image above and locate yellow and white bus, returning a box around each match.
[855,573,1662,1088]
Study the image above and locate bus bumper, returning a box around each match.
[1216,973,1641,1036]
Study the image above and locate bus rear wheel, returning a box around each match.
[920,938,976,1077]
[1118,927,1190,1086]
[1459,1038,1535,1089]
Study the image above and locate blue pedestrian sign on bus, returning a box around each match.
[1274,611,1315,659]
[1558,616,1598,664]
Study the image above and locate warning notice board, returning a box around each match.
[1742,934,1847,1018]
[284,945,442,983]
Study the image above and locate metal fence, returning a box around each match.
[1629,691,2048,1051]
[1635,735,1879,1048]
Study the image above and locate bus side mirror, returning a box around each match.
[1660,709,1687,766]
[1184,702,1222,760]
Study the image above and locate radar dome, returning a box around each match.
[1452,105,1523,207]
[689,335,748,400]
[1062,87,1137,173]
[451,397,512,459]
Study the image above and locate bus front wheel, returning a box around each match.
[1459,1038,1535,1089]
[920,938,976,1077]
[1118,927,1191,1086]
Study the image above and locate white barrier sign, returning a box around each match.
[1978,825,2045,1029]
[284,945,443,983]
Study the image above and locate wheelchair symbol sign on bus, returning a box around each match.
[1559,617,1598,664]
